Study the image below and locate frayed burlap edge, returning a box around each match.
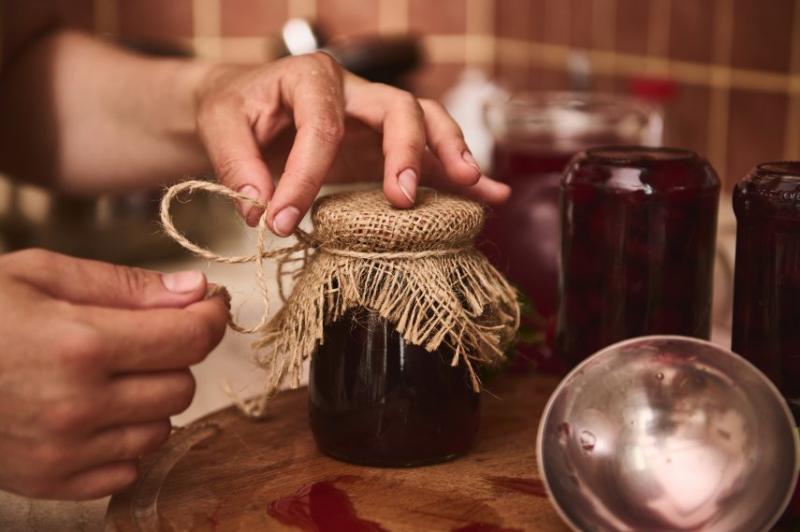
[160,180,520,418]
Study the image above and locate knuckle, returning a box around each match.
[4,248,57,277]
[308,115,345,145]
[16,248,53,269]
[419,97,445,113]
[57,323,104,370]
[32,441,68,470]
[373,84,418,106]
[369,82,395,93]
[309,51,340,73]
[215,157,239,184]
[197,94,241,126]
[215,156,249,186]
[400,136,426,154]
[281,170,319,201]
[44,400,93,434]
[394,90,420,110]
[111,265,149,299]
[419,98,464,138]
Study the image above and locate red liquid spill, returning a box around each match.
[267,476,387,532]
[452,523,522,532]
[487,476,548,498]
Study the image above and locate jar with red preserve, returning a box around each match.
[732,162,800,421]
[481,93,661,370]
[309,308,480,467]
[557,147,720,368]
[300,188,517,468]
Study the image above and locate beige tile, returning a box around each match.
[220,0,289,36]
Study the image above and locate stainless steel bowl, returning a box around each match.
[537,335,798,531]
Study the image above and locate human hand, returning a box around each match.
[194,52,510,235]
[0,249,227,500]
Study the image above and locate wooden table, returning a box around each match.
[105,373,567,531]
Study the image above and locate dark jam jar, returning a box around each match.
[309,308,480,467]
[732,162,800,421]
[480,94,660,372]
[481,93,660,319]
[557,147,720,368]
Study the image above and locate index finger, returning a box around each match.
[266,55,346,237]
[198,103,276,227]
[84,295,228,373]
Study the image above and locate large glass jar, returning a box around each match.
[309,308,480,467]
[557,147,720,368]
[481,93,661,371]
[732,162,800,420]
[481,93,661,319]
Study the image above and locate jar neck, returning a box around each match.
[734,162,800,222]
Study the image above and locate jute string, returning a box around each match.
[160,180,519,417]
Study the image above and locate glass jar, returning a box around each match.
[732,162,800,420]
[481,93,661,372]
[481,92,662,319]
[557,147,720,368]
[309,308,480,467]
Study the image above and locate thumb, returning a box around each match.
[12,249,208,309]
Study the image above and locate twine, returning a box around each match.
[160,180,470,333]
[160,180,519,417]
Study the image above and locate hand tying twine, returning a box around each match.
[160,182,519,416]
[160,180,313,334]
[159,179,470,335]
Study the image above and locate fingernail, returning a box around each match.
[397,168,417,204]
[272,206,301,237]
[237,185,260,224]
[462,150,481,173]
[162,271,205,294]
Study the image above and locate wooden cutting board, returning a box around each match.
[105,373,568,531]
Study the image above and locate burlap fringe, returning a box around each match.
[161,180,520,418]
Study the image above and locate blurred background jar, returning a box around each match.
[557,147,720,368]
[479,92,662,369]
[732,161,800,421]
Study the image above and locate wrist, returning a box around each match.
[152,58,215,138]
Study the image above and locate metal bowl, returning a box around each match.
[537,335,798,531]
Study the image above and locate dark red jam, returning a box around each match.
[732,162,800,421]
[309,308,480,467]
[557,147,720,368]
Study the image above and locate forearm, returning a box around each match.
[0,30,214,194]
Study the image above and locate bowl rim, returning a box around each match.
[535,334,800,532]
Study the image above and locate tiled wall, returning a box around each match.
[55,0,800,188]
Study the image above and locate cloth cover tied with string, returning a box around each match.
[161,182,519,417]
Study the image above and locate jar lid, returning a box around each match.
[311,187,485,252]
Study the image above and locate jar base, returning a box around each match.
[315,446,469,468]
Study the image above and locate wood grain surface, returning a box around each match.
[105,373,568,532]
